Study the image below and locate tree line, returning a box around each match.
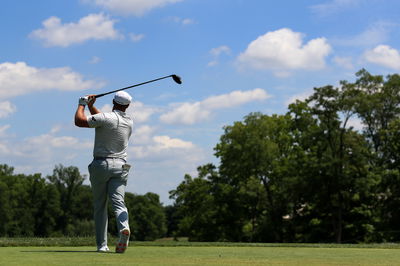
[1,70,400,243]
[170,69,400,243]
[0,164,166,240]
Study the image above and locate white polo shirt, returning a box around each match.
[87,110,133,160]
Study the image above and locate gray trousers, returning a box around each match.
[88,158,130,249]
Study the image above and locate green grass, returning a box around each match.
[1,238,400,265]
[2,245,400,266]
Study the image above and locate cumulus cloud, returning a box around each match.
[128,131,206,203]
[85,0,184,16]
[100,101,159,123]
[0,127,92,168]
[132,125,156,144]
[237,28,331,75]
[160,88,270,125]
[130,101,159,123]
[363,45,400,70]
[131,135,197,159]
[0,62,103,99]
[30,13,122,47]
[0,101,17,118]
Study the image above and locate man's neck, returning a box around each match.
[112,106,127,113]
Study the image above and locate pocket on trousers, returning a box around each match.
[121,163,131,182]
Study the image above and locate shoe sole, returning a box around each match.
[116,229,130,253]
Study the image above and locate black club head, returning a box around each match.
[171,74,182,84]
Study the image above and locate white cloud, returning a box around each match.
[333,21,394,47]
[169,16,195,25]
[132,125,156,144]
[208,45,231,66]
[207,61,218,67]
[129,33,145,42]
[160,88,270,125]
[0,62,103,99]
[363,45,400,70]
[128,131,207,204]
[285,90,313,107]
[153,135,194,149]
[0,125,10,137]
[181,18,195,25]
[100,101,158,123]
[310,0,361,16]
[86,0,184,16]
[129,101,159,123]
[237,28,331,75]
[210,45,231,57]
[131,135,198,159]
[89,56,102,64]
[30,13,122,47]
[0,128,92,166]
[0,101,17,118]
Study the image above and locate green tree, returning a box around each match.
[215,113,296,242]
[126,192,167,241]
[47,164,85,235]
[341,70,400,241]
[170,165,220,241]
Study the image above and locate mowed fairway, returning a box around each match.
[1,245,400,266]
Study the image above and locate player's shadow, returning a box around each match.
[20,250,111,253]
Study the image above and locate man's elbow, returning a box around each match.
[75,118,89,127]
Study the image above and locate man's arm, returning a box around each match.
[75,95,100,128]
[75,104,90,128]
[88,95,101,115]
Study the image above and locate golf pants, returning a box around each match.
[88,158,130,249]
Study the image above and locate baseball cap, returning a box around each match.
[114,91,132,105]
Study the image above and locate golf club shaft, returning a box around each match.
[95,75,174,98]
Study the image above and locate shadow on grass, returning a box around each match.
[20,250,109,253]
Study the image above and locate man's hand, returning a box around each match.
[87,95,97,108]
[79,96,89,106]
[87,95,100,115]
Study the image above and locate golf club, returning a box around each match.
[95,74,182,99]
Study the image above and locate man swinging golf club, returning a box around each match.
[74,91,133,253]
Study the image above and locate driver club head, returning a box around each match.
[172,74,182,84]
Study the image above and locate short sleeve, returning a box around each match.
[87,113,106,128]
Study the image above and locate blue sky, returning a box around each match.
[1,0,400,204]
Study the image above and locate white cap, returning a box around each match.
[114,91,132,105]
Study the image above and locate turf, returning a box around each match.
[2,245,400,266]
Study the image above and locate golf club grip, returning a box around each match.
[94,75,174,99]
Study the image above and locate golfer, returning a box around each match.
[74,91,133,253]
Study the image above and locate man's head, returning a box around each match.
[113,91,132,111]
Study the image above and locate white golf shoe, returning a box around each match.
[97,245,110,252]
[116,228,130,253]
